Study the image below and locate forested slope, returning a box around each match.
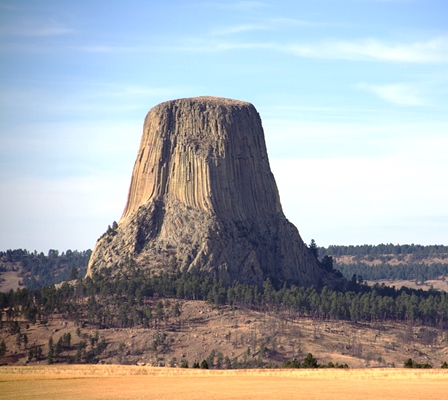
[319,244,448,284]
[0,249,91,290]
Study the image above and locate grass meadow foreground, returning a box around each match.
[1,365,448,400]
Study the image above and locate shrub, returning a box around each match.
[404,358,432,369]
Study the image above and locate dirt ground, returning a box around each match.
[1,366,448,400]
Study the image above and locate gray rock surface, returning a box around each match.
[86,96,333,287]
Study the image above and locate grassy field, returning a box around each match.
[1,365,448,399]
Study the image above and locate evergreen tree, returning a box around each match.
[0,340,6,357]
[309,240,319,259]
[48,338,55,364]
[301,353,319,368]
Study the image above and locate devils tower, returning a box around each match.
[87,96,331,287]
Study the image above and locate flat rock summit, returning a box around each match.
[87,96,334,287]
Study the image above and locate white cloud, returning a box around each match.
[77,45,140,53]
[0,84,186,118]
[211,18,322,35]
[195,1,268,10]
[155,34,448,63]
[0,19,73,37]
[211,24,270,35]
[282,37,448,63]
[358,83,426,106]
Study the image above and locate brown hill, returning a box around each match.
[2,299,447,368]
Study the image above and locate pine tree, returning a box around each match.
[0,340,7,357]
[48,338,55,364]
[301,353,319,368]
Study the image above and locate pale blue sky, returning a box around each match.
[1,0,447,252]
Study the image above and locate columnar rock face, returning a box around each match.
[87,96,331,287]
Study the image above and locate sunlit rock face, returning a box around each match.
[87,96,329,287]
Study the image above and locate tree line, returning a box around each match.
[0,249,91,289]
[314,243,448,284]
[2,269,448,331]
[319,244,448,258]
[336,262,448,284]
[3,243,448,290]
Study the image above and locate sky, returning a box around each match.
[1,0,447,252]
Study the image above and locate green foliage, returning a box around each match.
[3,268,448,335]
[0,340,7,357]
[70,267,79,280]
[404,358,432,369]
[0,249,91,289]
[309,240,319,259]
[22,333,28,349]
[200,359,209,369]
[62,332,71,348]
[16,332,23,348]
[319,244,448,283]
[308,240,343,277]
[320,244,448,258]
[337,262,448,283]
[28,345,43,361]
[283,359,301,368]
[301,353,319,368]
[206,349,216,369]
[48,337,55,364]
[3,246,448,368]
[283,353,348,369]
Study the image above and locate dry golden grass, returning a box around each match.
[367,279,448,292]
[1,365,448,399]
[0,269,22,292]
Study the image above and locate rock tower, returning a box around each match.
[87,96,331,287]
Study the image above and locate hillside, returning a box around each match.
[320,244,448,289]
[0,249,90,292]
[2,244,448,369]
[2,269,448,369]
[2,298,448,369]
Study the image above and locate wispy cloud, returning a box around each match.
[358,83,426,106]
[211,18,322,35]
[152,34,448,64]
[0,84,187,118]
[211,23,269,35]
[194,1,268,10]
[77,45,137,53]
[282,37,448,63]
[162,39,272,53]
[0,19,73,37]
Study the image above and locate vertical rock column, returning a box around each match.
[87,96,332,288]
